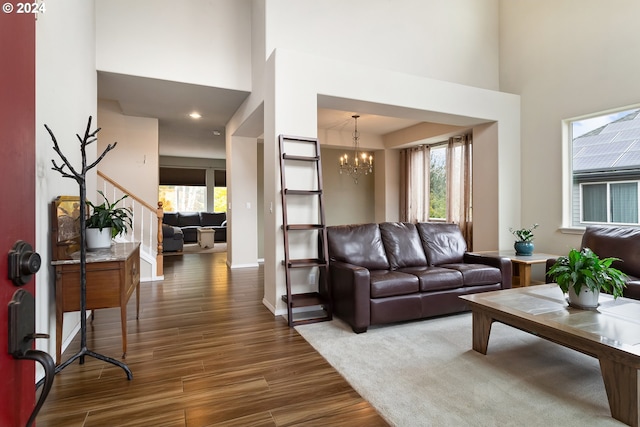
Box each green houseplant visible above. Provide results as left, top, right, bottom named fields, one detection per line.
left=547, top=247, right=627, bottom=308
left=509, top=223, right=538, bottom=255
left=86, top=191, right=132, bottom=249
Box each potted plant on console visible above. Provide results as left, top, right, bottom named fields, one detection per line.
left=86, top=191, right=132, bottom=250
left=547, top=247, right=627, bottom=309
left=510, top=223, right=538, bottom=255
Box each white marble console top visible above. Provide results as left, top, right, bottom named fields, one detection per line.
left=51, top=242, right=140, bottom=265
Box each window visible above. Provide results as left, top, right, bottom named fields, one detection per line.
left=569, top=107, right=640, bottom=226
left=159, top=186, right=206, bottom=212
left=429, top=145, right=447, bottom=220
left=213, top=186, right=227, bottom=213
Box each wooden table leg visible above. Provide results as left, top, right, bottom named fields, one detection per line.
left=599, top=358, right=640, bottom=426
left=521, top=264, right=532, bottom=287
left=56, top=302, right=63, bottom=365
left=121, top=305, right=127, bottom=359
left=136, top=280, right=140, bottom=320
left=471, top=310, right=493, bottom=355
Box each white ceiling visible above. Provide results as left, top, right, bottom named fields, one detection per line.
left=98, top=72, right=448, bottom=159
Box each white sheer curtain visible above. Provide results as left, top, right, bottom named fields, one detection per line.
left=400, top=145, right=430, bottom=222
left=446, top=134, right=473, bottom=248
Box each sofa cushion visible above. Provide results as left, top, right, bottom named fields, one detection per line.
left=177, top=212, right=201, bottom=227
left=581, top=225, right=640, bottom=278
left=440, top=263, right=502, bottom=287
left=328, top=223, right=389, bottom=270
left=369, top=270, right=419, bottom=298
left=379, top=222, right=428, bottom=269
left=200, top=212, right=226, bottom=227
left=399, top=266, right=463, bottom=291
left=416, top=223, right=467, bottom=265
left=163, top=212, right=179, bottom=226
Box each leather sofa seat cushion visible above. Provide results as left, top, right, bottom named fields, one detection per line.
left=177, top=212, right=201, bottom=227
left=379, top=222, right=427, bottom=269
left=400, top=266, right=463, bottom=291
left=440, top=263, right=502, bottom=286
left=581, top=225, right=640, bottom=278
left=370, top=270, right=419, bottom=298
left=417, top=223, right=467, bottom=265
left=328, top=223, right=389, bottom=270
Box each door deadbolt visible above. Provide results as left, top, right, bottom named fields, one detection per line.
left=8, top=240, right=41, bottom=286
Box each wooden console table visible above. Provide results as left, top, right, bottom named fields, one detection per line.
left=52, top=242, right=140, bottom=364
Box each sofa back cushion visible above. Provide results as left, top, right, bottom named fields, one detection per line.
left=581, top=225, right=640, bottom=278
left=177, top=212, right=201, bottom=227
left=379, top=222, right=428, bottom=269
left=327, top=223, right=389, bottom=270
left=200, top=212, right=226, bottom=227
left=163, top=212, right=179, bottom=226
left=416, top=223, right=466, bottom=265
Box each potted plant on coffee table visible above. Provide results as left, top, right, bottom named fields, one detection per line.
left=547, top=247, right=627, bottom=309
left=509, top=223, right=538, bottom=255
left=85, top=191, right=132, bottom=249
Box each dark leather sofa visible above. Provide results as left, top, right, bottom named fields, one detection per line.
left=327, top=222, right=512, bottom=333
left=163, top=212, right=227, bottom=243
left=546, top=225, right=640, bottom=299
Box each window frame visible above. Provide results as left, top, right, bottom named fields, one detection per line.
left=563, top=104, right=640, bottom=230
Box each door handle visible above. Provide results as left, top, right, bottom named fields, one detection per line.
left=8, top=289, right=54, bottom=427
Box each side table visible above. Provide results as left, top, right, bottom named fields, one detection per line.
left=197, top=227, right=215, bottom=248
left=471, top=251, right=558, bottom=287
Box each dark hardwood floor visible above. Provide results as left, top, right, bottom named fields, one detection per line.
left=37, top=252, right=388, bottom=426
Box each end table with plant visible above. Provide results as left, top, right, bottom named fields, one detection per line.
left=547, top=247, right=627, bottom=308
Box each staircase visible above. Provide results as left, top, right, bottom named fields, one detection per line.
left=97, top=171, right=164, bottom=281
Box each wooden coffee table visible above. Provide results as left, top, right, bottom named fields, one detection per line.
left=461, top=285, right=640, bottom=426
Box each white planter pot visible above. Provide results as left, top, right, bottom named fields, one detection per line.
left=86, top=227, right=112, bottom=250
left=567, top=286, right=600, bottom=309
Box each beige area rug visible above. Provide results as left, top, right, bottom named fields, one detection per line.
left=162, top=242, right=227, bottom=256
left=296, top=313, right=623, bottom=427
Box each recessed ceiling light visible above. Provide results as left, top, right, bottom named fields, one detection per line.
left=212, top=130, right=221, bottom=136
left=189, top=112, right=202, bottom=119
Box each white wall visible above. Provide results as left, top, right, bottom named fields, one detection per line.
left=265, top=0, right=500, bottom=90
left=321, top=147, right=376, bottom=226
left=97, top=100, right=159, bottom=206
left=95, top=0, right=252, bottom=91
left=35, top=0, right=97, bottom=370
left=499, top=0, right=640, bottom=255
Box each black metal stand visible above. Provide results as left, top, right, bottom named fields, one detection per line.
left=46, top=116, right=132, bottom=380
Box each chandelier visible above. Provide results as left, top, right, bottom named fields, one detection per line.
left=338, top=115, right=373, bottom=184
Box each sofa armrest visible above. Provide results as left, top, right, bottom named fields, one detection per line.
left=162, top=224, right=176, bottom=239
left=545, top=258, right=559, bottom=283
left=329, top=260, right=372, bottom=333
left=464, top=253, right=513, bottom=289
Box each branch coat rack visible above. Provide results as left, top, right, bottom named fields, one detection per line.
left=46, top=116, right=132, bottom=379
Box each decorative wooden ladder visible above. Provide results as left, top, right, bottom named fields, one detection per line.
left=278, top=135, right=332, bottom=327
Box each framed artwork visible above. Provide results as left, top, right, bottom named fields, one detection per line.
left=51, top=196, right=81, bottom=260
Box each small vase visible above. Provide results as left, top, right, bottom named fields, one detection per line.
left=86, top=227, right=112, bottom=250
left=567, top=286, right=599, bottom=309
left=514, top=241, right=534, bottom=256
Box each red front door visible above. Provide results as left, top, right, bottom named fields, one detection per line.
left=0, top=12, right=37, bottom=427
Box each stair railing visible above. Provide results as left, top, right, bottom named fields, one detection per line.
left=97, top=171, right=164, bottom=279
